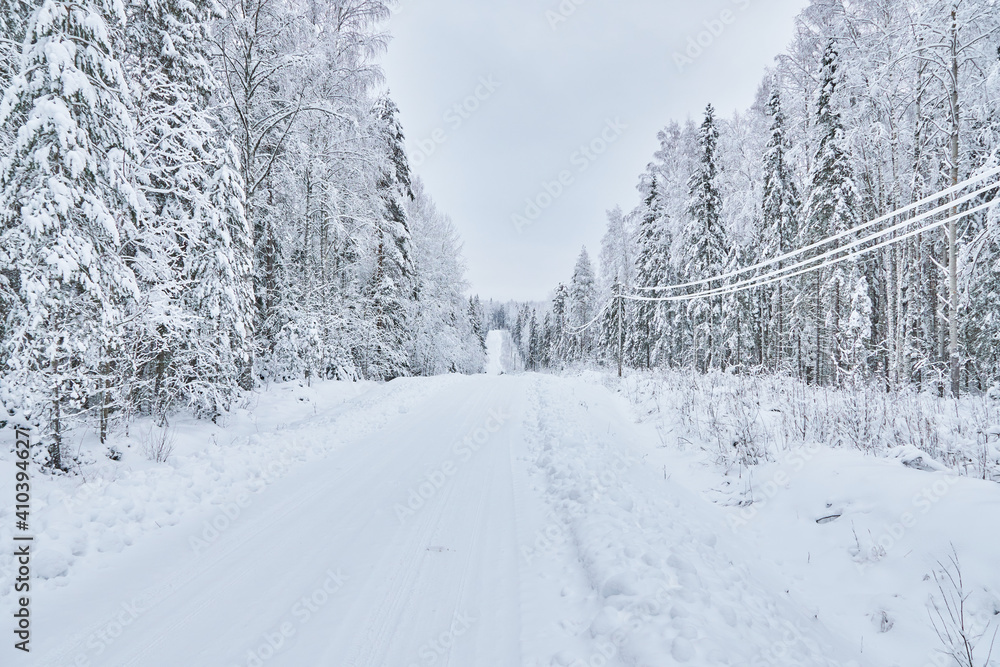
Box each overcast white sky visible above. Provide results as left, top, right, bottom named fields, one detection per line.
left=383, top=0, right=808, bottom=302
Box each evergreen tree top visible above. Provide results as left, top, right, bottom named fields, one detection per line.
left=815, top=40, right=843, bottom=135
left=572, top=247, right=595, bottom=281
left=375, top=93, right=414, bottom=201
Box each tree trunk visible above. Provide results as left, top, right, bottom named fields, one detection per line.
left=948, top=5, right=961, bottom=399
left=814, top=270, right=822, bottom=385
left=617, top=296, right=623, bottom=378
left=51, top=353, right=62, bottom=471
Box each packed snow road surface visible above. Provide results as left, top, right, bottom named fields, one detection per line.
left=485, top=330, right=522, bottom=376
left=22, top=375, right=861, bottom=667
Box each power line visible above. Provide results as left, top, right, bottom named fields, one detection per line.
left=563, top=177, right=999, bottom=335
left=625, top=199, right=995, bottom=304
left=569, top=200, right=992, bottom=334
left=632, top=184, right=997, bottom=301
left=566, top=298, right=613, bottom=335
left=636, top=166, right=1000, bottom=292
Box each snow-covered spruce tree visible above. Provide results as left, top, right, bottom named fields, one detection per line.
left=362, top=95, right=415, bottom=380
left=124, top=0, right=254, bottom=418
left=600, top=277, right=627, bottom=376
left=569, top=247, right=598, bottom=360
left=540, top=311, right=553, bottom=368
left=630, top=175, right=672, bottom=369
left=549, top=283, right=570, bottom=366
left=0, top=0, right=141, bottom=464
left=197, top=147, right=256, bottom=390
left=799, top=40, right=871, bottom=386
left=683, top=104, right=727, bottom=373
left=0, top=0, right=31, bottom=132
left=527, top=310, right=542, bottom=371
left=512, top=305, right=526, bottom=359
left=469, top=296, right=487, bottom=357
left=760, top=83, right=800, bottom=370
left=363, top=268, right=409, bottom=380
left=0, top=0, right=30, bottom=353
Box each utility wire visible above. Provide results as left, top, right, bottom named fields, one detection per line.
left=636, top=166, right=1000, bottom=292
left=569, top=200, right=994, bottom=333
left=566, top=298, right=613, bottom=335
left=634, top=182, right=998, bottom=301
left=624, top=199, right=995, bottom=304
left=562, top=178, right=999, bottom=334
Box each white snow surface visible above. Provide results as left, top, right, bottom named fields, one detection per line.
left=486, top=329, right=506, bottom=375
left=486, top=329, right=522, bottom=376
left=1, top=372, right=997, bottom=666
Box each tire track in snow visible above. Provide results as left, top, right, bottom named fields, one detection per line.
left=31, top=377, right=476, bottom=667
left=336, top=379, right=512, bottom=666
left=521, top=374, right=863, bottom=667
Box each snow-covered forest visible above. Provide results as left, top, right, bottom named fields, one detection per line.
left=0, top=0, right=486, bottom=463
left=512, top=1, right=1000, bottom=398
left=1, top=1, right=999, bottom=666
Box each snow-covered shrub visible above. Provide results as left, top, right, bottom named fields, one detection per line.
left=927, top=549, right=999, bottom=667
left=838, top=380, right=890, bottom=454
left=140, top=426, right=175, bottom=463
left=620, top=368, right=1000, bottom=481
left=726, top=390, right=768, bottom=467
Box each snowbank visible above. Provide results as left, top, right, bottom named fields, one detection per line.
left=583, top=369, right=1000, bottom=667
left=0, top=376, right=463, bottom=602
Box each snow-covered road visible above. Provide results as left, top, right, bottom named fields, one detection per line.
left=24, top=374, right=861, bottom=667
